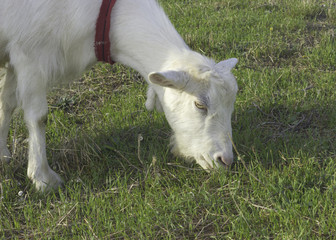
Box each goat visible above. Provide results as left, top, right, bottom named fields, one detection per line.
left=0, top=0, right=238, bottom=191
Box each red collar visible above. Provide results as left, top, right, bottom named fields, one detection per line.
left=95, top=0, right=116, bottom=65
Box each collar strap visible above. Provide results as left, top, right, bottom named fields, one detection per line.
left=95, top=0, right=116, bottom=65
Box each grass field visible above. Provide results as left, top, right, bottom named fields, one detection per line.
left=1, top=0, right=336, bottom=239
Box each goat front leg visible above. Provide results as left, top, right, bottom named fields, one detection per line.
left=0, top=66, right=17, bottom=163
left=145, top=86, right=163, bottom=112
left=19, top=78, right=63, bottom=191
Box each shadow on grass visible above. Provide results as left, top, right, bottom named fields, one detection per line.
left=44, top=97, right=336, bottom=191
left=3, top=97, right=335, bottom=192
left=48, top=111, right=179, bottom=187
left=233, top=101, right=336, bottom=169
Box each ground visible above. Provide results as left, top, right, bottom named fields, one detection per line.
left=0, top=0, right=335, bottom=239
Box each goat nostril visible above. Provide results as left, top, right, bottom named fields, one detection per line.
left=216, top=155, right=233, bottom=167
left=213, top=152, right=233, bottom=167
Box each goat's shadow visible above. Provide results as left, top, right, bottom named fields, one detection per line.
left=3, top=95, right=335, bottom=192
left=232, top=101, right=336, bottom=169
left=46, top=98, right=336, bottom=190
left=48, top=109, right=178, bottom=187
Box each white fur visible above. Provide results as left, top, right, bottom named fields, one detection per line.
left=0, top=0, right=238, bottom=191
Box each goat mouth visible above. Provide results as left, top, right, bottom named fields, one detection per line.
left=217, top=158, right=230, bottom=168
left=199, top=154, right=229, bottom=170
left=169, top=142, right=231, bottom=170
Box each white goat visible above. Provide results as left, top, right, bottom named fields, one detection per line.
left=0, top=0, right=238, bottom=191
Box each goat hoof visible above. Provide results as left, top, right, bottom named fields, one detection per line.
left=31, top=169, right=64, bottom=192
left=0, top=148, right=12, bottom=163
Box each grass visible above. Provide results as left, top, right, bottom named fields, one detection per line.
left=1, top=0, right=335, bottom=239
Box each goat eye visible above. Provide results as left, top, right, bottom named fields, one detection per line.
left=194, top=101, right=207, bottom=111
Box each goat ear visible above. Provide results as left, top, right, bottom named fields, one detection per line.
left=148, top=71, right=189, bottom=90
left=215, top=58, right=238, bottom=72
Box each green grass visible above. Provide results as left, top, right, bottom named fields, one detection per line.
left=1, top=0, right=335, bottom=239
